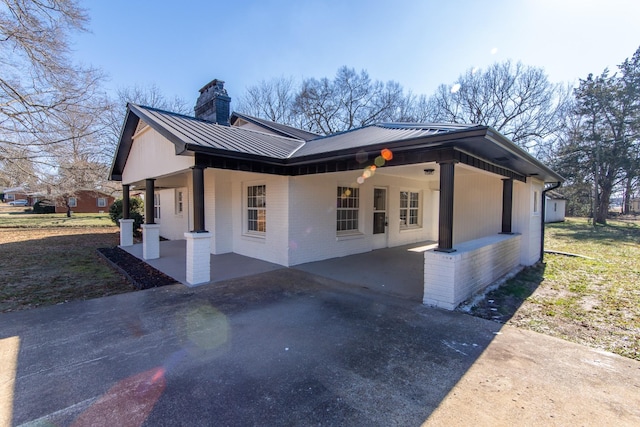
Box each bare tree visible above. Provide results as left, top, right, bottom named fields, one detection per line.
left=424, top=61, right=570, bottom=152
left=103, top=83, right=191, bottom=159
left=236, top=76, right=298, bottom=124
left=0, top=0, right=105, bottom=187
left=293, top=67, right=414, bottom=134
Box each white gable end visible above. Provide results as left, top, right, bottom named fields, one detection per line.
left=122, top=124, right=195, bottom=185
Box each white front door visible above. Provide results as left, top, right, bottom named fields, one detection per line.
left=372, top=187, right=388, bottom=249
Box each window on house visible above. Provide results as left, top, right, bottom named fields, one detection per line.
left=400, top=191, right=420, bottom=229
left=554, top=202, right=557, bottom=212
left=154, top=193, right=161, bottom=220
left=97, top=197, right=107, bottom=207
left=68, top=197, right=77, bottom=207
left=533, top=191, right=539, bottom=214
left=175, top=190, right=183, bottom=214
left=337, top=186, right=359, bottom=232
left=247, top=185, right=266, bottom=233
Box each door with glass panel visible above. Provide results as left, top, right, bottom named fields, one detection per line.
left=372, top=187, right=388, bottom=249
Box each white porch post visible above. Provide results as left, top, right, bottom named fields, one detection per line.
left=142, top=224, right=161, bottom=259
left=184, top=231, right=211, bottom=285
left=119, top=219, right=134, bottom=247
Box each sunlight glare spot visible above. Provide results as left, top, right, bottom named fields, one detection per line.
left=179, top=304, right=229, bottom=351
left=491, top=47, right=498, bottom=55
left=0, top=336, right=20, bottom=427
left=451, top=83, right=461, bottom=93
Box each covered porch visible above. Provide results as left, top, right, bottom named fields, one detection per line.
left=120, top=239, right=439, bottom=301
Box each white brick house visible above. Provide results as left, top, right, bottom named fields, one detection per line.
left=110, top=79, right=563, bottom=310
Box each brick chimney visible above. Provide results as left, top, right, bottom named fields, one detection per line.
left=194, top=79, right=231, bottom=125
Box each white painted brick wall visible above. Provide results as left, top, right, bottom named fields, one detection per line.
left=453, top=168, right=502, bottom=245
left=424, top=234, right=521, bottom=309
left=287, top=172, right=438, bottom=266
left=141, top=224, right=161, bottom=260
left=119, top=219, right=134, bottom=247
left=185, top=231, right=211, bottom=285
left=156, top=187, right=189, bottom=241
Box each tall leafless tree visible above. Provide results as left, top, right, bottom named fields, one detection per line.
left=294, top=67, right=414, bottom=134
left=0, top=0, right=105, bottom=188
left=236, top=76, right=298, bottom=124
left=424, top=61, right=571, bottom=152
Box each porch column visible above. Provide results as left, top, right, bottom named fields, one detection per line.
left=145, top=179, right=155, bottom=225
left=192, top=165, right=206, bottom=232
left=119, top=184, right=134, bottom=247
left=142, top=178, right=160, bottom=260
left=122, top=184, right=130, bottom=220
left=435, top=160, right=456, bottom=252
left=184, top=165, right=211, bottom=286
left=501, top=178, right=514, bottom=234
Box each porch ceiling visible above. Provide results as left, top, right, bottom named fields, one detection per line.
left=127, top=170, right=190, bottom=191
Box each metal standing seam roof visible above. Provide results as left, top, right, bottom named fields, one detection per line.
left=131, top=105, right=305, bottom=159
left=112, top=104, right=563, bottom=183
left=291, top=123, right=479, bottom=158
left=230, top=112, right=321, bottom=141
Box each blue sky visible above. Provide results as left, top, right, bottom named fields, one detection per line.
left=73, top=0, right=640, bottom=111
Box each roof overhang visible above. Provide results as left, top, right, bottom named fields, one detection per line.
left=110, top=105, right=563, bottom=185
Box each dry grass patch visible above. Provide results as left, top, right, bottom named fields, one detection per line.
left=0, top=227, right=134, bottom=312
left=471, top=217, right=640, bottom=361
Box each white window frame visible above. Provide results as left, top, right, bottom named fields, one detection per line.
left=154, top=193, right=161, bottom=220
left=68, top=197, right=77, bottom=208
left=399, top=190, right=421, bottom=230
left=97, top=197, right=107, bottom=208
left=336, top=186, right=360, bottom=235
left=245, top=183, right=266, bottom=236
left=175, top=189, right=184, bottom=214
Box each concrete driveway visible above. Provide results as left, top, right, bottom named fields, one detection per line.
left=1, top=269, right=639, bottom=426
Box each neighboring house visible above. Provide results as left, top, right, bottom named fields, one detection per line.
left=3, top=187, right=29, bottom=203
left=110, top=79, right=564, bottom=310
left=55, top=190, right=115, bottom=214
left=544, top=190, right=566, bottom=223
left=631, top=198, right=640, bottom=214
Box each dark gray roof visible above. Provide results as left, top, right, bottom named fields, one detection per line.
left=129, top=104, right=304, bottom=158
left=110, top=104, right=564, bottom=184
left=230, top=112, right=321, bottom=141
left=292, top=123, right=477, bottom=158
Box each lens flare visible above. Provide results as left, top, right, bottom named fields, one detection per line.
left=451, top=83, right=461, bottom=93
left=381, top=148, right=393, bottom=161
left=179, top=303, right=229, bottom=351
left=374, top=156, right=385, bottom=167
left=356, top=176, right=365, bottom=184
left=355, top=150, right=368, bottom=164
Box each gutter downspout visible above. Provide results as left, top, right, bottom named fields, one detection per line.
left=540, top=182, right=562, bottom=262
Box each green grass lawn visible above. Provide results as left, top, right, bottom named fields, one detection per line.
left=0, top=211, right=114, bottom=228
left=472, top=217, right=640, bottom=361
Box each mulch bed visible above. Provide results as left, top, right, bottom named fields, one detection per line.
left=97, top=247, right=179, bottom=290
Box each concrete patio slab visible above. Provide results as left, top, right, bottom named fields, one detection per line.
left=121, top=240, right=284, bottom=286
left=1, top=269, right=638, bottom=426
left=122, top=239, right=435, bottom=301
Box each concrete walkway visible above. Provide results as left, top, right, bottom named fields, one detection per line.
left=122, top=240, right=436, bottom=301
left=1, top=269, right=639, bottom=426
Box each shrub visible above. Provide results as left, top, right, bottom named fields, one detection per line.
left=109, top=197, right=144, bottom=234
left=33, top=199, right=56, bottom=214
